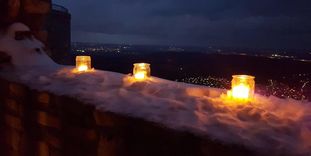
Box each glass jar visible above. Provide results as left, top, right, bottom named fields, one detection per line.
left=76, top=56, right=91, bottom=72
left=133, top=63, right=151, bottom=80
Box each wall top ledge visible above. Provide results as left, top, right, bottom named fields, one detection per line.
left=1, top=66, right=311, bottom=156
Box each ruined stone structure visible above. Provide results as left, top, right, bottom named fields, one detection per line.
left=0, top=0, right=51, bottom=43
left=0, top=0, right=71, bottom=64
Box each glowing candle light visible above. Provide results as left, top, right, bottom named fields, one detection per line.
left=75, top=56, right=92, bottom=72
left=133, top=63, right=151, bottom=81
left=228, top=75, right=255, bottom=101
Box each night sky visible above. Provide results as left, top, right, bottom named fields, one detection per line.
left=54, top=0, right=311, bottom=49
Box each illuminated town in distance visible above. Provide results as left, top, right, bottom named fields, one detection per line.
left=72, top=42, right=311, bottom=62
left=70, top=42, right=311, bottom=101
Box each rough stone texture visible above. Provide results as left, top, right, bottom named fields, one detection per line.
left=0, top=0, right=71, bottom=65
left=22, top=0, right=51, bottom=43
left=0, top=51, right=11, bottom=65
left=0, top=79, right=35, bottom=156
left=0, top=0, right=51, bottom=43
left=23, top=0, right=51, bottom=14
left=0, top=0, right=53, bottom=68
left=0, top=0, right=19, bottom=28
left=0, top=77, right=256, bottom=156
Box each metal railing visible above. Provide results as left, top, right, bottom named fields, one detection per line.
left=52, top=4, right=68, bottom=13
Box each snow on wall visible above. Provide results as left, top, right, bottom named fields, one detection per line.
left=0, top=23, right=57, bottom=67
left=1, top=23, right=311, bottom=156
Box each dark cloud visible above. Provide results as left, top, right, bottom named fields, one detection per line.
left=53, top=0, right=311, bottom=49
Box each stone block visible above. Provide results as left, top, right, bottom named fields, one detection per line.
left=64, top=127, right=98, bottom=142
left=43, top=133, right=62, bottom=149
left=37, top=111, right=61, bottom=129
left=21, top=13, right=47, bottom=31
left=61, top=97, right=96, bottom=128
left=23, top=0, right=51, bottom=14
left=33, top=92, right=63, bottom=116
left=33, top=30, right=49, bottom=43
left=4, top=113, right=23, bottom=130
left=33, top=124, right=63, bottom=151
left=9, top=83, right=27, bottom=99
left=5, top=129, right=21, bottom=151
left=94, top=110, right=127, bottom=128
left=4, top=128, right=31, bottom=155
left=49, top=147, right=62, bottom=156
left=5, top=149, right=25, bottom=156
left=37, top=92, right=50, bottom=105
left=200, top=139, right=252, bottom=156
left=97, top=135, right=125, bottom=156
left=38, top=141, right=49, bottom=156
left=0, top=0, right=20, bottom=25
left=5, top=98, right=24, bottom=116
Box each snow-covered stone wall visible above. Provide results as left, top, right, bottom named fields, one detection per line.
left=0, top=23, right=311, bottom=156
left=0, top=79, right=253, bottom=156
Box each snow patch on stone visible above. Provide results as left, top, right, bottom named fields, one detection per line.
left=0, top=23, right=57, bottom=68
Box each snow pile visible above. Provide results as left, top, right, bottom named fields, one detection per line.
left=0, top=23, right=56, bottom=67
left=1, top=23, right=311, bottom=156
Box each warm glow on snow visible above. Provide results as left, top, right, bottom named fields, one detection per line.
left=77, top=64, right=88, bottom=72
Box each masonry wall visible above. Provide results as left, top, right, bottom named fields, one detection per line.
left=0, top=0, right=71, bottom=64
left=0, top=0, right=51, bottom=43
left=0, top=77, right=254, bottom=156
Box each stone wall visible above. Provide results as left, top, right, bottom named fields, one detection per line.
left=0, top=0, right=51, bottom=44
left=0, top=77, right=254, bottom=156
left=0, top=0, right=71, bottom=65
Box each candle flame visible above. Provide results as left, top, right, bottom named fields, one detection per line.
left=75, top=56, right=92, bottom=73
left=133, top=63, right=150, bottom=81
left=77, top=65, right=88, bottom=72
left=134, top=72, right=146, bottom=80
left=227, top=75, right=255, bottom=102
left=232, top=84, right=250, bottom=99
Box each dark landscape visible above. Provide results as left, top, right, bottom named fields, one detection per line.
left=66, top=43, right=311, bottom=101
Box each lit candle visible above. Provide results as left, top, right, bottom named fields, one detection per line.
left=75, top=56, right=92, bottom=72
left=133, top=63, right=151, bottom=80
left=228, top=75, right=255, bottom=101
left=134, top=71, right=147, bottom=80
left=77, top=65, right=88, bottom=72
